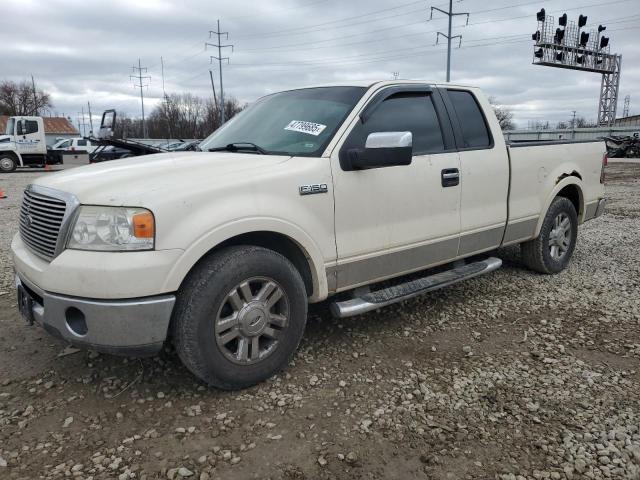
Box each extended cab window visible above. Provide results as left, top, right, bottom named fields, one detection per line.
left=77, top=140, right=87, bottom=146
left=345, top=93, right=444, bottom=155
left=447, top=90, right=491, bottom=149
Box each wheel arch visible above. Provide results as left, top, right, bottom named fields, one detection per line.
left=0, top=150, right=22, bottom=166
left=534, top=175, right=585, bottom=237
left=165, top=222, right=329, bottom=303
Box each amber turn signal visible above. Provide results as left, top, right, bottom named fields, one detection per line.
left=132, top=212, right=155, bottom=238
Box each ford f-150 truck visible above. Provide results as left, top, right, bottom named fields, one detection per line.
left=12, top=80, right=607, bottom=389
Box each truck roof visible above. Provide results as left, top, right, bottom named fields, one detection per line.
left=292, top=79, right=477, bottom=90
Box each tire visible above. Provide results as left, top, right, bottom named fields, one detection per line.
left=173, top=246, right=308, bottom=390
left=0, top=155, right=17, bottom=173
left=521, top=196, right=578, bottom=274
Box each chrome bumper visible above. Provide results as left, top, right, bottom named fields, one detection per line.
left=15, top=274, right=175, bottom=356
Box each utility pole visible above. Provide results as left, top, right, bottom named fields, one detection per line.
left=87, top=101, right=94, bottom=135
left=206, top=20, right=233, bottom=124
left=130, top=59, right=151, bottom=138
left=623, top=95, right=630, bottom=118
left=430, top=0, right=469, bottom=82
left=571, top=110, right=577, bottom=128
left=77, top=107, right=89, bottom=137
left=209, top=70, right=219, bottom=110
left=160, top=56, right=173, bottom=140
left=31, top=75, right=38, bottom=116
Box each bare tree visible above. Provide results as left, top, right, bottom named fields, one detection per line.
left=0, top=80, right=52, bottom=116
left=488, top=96, right=515, bottom=130
left=146, top=93, right=244, bottom=139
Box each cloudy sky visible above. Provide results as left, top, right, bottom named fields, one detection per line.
left=2, top=0, right=638, bottom=130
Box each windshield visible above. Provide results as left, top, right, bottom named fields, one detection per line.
left=199, top=86, right=367, bottom=156
left=5, top=118, right=15, bottom=135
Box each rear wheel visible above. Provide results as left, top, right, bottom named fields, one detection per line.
left=0, top=155, right=17, bottom=173
left=173, top=246, right=308, bottom=389
left=521, top=196, right=578, bottom=274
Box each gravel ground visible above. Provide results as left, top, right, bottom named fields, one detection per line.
left=0, top=162, right=639, bottom=480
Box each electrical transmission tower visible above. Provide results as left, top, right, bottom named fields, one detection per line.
left=430, top=0, right=469, bottom=82
left=130, top=59, right=151, bottom=138
left=392, top=72, right=400, bottom=80
left=206, top=20, right=233, bottom=124
left=622, top=95, right=630, bottom=118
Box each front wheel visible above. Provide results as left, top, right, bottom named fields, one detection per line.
left=173, top=246, right=308, bottom=390
left=0, top=155, right=17, bottom=173
left=521, top=196, right=578, bottom=274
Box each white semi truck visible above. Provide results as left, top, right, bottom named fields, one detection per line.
left=0, top=116, right=51, bottom=172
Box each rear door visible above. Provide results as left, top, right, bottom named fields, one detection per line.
left=441, top=88, right=509, bottom=256
left=331, top=86, right=461, bottom=290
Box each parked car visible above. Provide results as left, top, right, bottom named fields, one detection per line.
left=12, top=80, right=606, bottom=389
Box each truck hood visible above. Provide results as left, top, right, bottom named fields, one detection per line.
left=33, top=151, right=293, bottom=205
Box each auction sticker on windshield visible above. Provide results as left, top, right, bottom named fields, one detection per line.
left=284, top=120, right=327, bottom=136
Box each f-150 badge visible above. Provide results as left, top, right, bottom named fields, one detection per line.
left=299, top=184, right=328, bottom=195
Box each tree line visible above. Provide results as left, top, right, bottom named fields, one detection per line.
left=113, top=93, right=244, bottom=139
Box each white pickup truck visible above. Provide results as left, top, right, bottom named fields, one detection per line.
left=12, top=80, right=606, bottom=389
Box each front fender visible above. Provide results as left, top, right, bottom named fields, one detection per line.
left=162, top=217, right=329, bottom=302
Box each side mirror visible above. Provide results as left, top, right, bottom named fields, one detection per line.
left=346, top=131, right=412, bottom=170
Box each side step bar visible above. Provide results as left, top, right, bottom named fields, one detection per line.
left=330, top=257, right=502, bottom=318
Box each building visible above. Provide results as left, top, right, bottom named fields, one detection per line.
left=614, top=115, right=640, bottom=127
left=0, top=115, right=79, bottom=146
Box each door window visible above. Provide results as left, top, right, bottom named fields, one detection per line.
left=447, top=90, right=492, bottom=149
left=77, top=139, right=87, bottom=146
left=344, top=93, right=445, bottom=156
left=17, top=120, right=39, bottom=135
left=57, top=140, right=71, bottom=149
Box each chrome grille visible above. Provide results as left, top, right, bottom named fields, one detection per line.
left=19, top=188, right=67, bottom=259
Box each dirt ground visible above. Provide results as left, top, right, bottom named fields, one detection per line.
left=1, top=162, right=639, bottom=480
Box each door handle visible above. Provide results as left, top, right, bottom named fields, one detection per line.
left=441, top=168, right=460, bottom=187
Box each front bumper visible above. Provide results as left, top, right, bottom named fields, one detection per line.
left=15, top=274, right=175, bottom=356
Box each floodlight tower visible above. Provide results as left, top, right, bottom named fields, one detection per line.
left=531, top=9, right=622, bottom=126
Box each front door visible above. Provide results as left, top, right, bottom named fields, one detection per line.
left=330, top=87, right=461, bottom=290
left=16, top=118, right=45, bottom=156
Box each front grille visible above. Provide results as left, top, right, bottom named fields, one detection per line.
left=19, top=188, right=67, bottom=259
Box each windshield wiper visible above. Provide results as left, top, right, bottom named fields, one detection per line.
left=208, top=142, right=269, bottom=154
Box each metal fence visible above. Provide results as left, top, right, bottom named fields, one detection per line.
left=504, top=125, right=640, bottom=142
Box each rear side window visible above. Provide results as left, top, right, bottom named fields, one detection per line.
left=77, top=139, right=87, bottom=146
left=345, top=93, right=445, bottom=155
left=447, top=90, right=491, bottom=149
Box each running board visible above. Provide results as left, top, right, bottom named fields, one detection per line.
left=329, top=257, right=502, bottom=318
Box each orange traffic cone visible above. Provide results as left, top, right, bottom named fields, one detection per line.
left=0, top=188, right=6, bottom=199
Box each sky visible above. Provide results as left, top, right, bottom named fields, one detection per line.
left=1, top=0, right=638, bottom=131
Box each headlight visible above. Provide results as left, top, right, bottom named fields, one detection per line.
left=67, top=206, right=155, bottom=251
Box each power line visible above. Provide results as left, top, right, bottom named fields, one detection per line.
left=206, top=20, right=233, bottom=124
left=130, top=59, right=151, bottom=138
left=233, top=0, right=430, bottom=39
